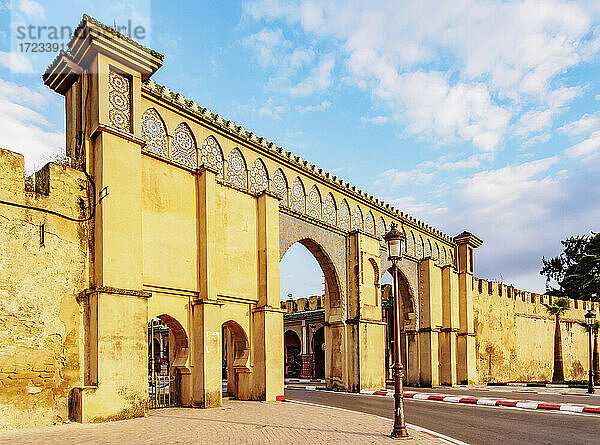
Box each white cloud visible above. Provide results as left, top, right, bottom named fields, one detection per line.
left=375, top=167, right=435, bottom=188
left=289, top=55, right=335, bottom=97
left=244, top=28, right=288, bottom=67
left=246, top=27, right=329, bottom=97
left=389, top=72, right=511, bottom=152
left=244, top=0, right=599, bottom=152
left=559, top=111, right=600, bottom=136
left=439, top=155, right=483, bottom=171
left=296, top=101, right=330, bottom=113
left=18, top=0, right=44, bottom=19
left=385, top=195, right=448, bottom=221
left=0, top=51, right=34, bottom=74
left=515, top=86, right=582, bottom=139
left=361, top=115, right=389, bottom=125
left=0, top=78, right=64, bottom=172
left=458, top=157, right=560, bottom=216
left=565, top=131, right=600, bottom=158
left=258, top=98, right=288, bottom=118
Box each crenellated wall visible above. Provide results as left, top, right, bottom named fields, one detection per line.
left=281, top=295, right=324, bottom=313
left=0, top=148, right=90, bottom=429
left=473, top=277, right=595, bottom=382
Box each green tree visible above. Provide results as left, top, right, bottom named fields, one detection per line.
left=543, top=298, right=570, bottom=382
left=578, top=320, right=600, bottom=383
left=541, top=235, right=589, bottom=299
left=562, top=233, right=600, bottom=302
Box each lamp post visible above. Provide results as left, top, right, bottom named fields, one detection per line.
left=585, top=309, right=596, bottom=394
left=383, top=223, right=409, bottom=439
left=310, top=324, right=316, bottom=378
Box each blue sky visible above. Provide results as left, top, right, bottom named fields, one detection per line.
left=1, top=0, right=600, bottom=297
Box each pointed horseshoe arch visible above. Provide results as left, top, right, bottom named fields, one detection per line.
left=279, top=212, right=347, bottom=313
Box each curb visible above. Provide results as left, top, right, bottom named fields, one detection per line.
left=285, top=399, right=467, bottom=445
left=284, top=379, right=325, bottom=384
left=359, top=389, right=600, bottom=414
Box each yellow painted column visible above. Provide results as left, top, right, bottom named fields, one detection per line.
left=346, top=231, right=386, bottom=392
left=250, top=191, right=284, bottom=401
left=191, top=300, right=222, bottom=408
left=455, top=232, right=482, bottom=384
left=75, top=50, right=153, bottom=422
left=440, top=265, right=459, bottom=385
left=192, top=167, right=223, bottom=407
left=418, top=258, right=442, bottom=387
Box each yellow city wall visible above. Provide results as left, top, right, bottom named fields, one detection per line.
left=0, top=148, right=90, bottom=429
left=474, top=278, right=594, bottom=382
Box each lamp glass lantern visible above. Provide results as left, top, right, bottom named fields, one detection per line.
left=585, top=309, right=596, bottom=325
left=383, top=223, right=405, bottom=263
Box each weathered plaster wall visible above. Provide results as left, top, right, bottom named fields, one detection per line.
left=0, top=148, right=89, bottom=429
left=473, top=278, right=595, bottom=382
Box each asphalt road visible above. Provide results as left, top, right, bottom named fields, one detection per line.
left=285, top=388, right=600, bottom=445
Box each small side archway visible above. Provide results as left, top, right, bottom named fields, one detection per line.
left=147, top=314, right=190, bottom=407
left=284, top=330, right=302, bottom=377
left=222, top=319, right=250, bottom=399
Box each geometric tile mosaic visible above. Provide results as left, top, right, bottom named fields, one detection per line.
left=227, top=148, right=248, bottom=189
left=249, top=158, right=268, bottom=193
left=351, top=205, right=363, bottom=231
left=171, top=122, right=197, bottom=168
left=338, top=199, right=351, bottom=230
left=365, top=211, right=375, bottom=235
left=323, top=192, right=336, bottom=226
left=272, top=169, right=288, bottom=206
left=200, top=135, right=224, bottom=178
left=290, top=177, right=306, bottom=213
left=141, top=108, right=168, bottom=156
left=108, top=70, right=131, bottom=132
left=307, top=185, right=322, bottom=220
left=280, top=211, right=347, bottom=319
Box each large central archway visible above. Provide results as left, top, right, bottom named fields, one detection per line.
left=279, top=210, right=346, bottom=388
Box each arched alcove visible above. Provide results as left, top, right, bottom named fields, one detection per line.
left=222, top=320, right=250, bottom=399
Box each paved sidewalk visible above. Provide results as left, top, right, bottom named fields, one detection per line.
left=0, top=400, right=447, bottom=444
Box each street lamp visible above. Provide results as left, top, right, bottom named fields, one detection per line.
left=585, top=309, right=596, bottom=394
left=383, top=223, right=409, bottom=439
left=310, top=324, right=316, bottom=378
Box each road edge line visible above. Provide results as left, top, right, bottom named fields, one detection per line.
left=285, top=399, right=468, bottom=445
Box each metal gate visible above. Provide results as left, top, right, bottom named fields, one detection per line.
left=148, top=318, right=179, bottom=409
left=148, top=372, right=178, bottom=409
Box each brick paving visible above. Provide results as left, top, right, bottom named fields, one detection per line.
left=0, top=400, right=445, bottom=444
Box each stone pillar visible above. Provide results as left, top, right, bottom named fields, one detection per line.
left=191, top=300, right=222, bottom=408
left=454, top=232, right=482, bottom=385
left=192, top=166, right=224, bottom=407
left=418, top=258, right=442, bottom=387
left=248, top=191, right=284, bottom=401
left=406, top=331, right=421, bottom=386
left=440, top=265, right=459, bottom=386
left=345, top=231, right=386, bottom=393
left=300, top=320, right=314, bottom=378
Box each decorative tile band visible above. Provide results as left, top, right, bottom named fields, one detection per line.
left=108, top=70, right=131, bottom=132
